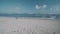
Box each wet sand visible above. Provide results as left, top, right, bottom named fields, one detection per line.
left=0, top=17, right=60, bottom=34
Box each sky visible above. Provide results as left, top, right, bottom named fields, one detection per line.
left=0, top=0, right=60, bottom=14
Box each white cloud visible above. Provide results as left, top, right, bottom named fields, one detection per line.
left=35, top=4, right=47, bottom=9
left=35, top=4, right=41, bottom=9
left=15, top=7, right=20, bottom=10
left=34, top=4, right=48, bottom=14
left=50, top=4, right=60, bottom=12
left=50, top=8, right=53, bottom=10
left=34, top=4, right=60, bottom=14
left=6, top=7, right=22, bottom=14
left=49, top=4, right=60, bottom=14
left=43, top=4, right=47, bottom=8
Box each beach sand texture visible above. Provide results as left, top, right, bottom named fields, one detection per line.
left=0, top=17, right=60, bottom=34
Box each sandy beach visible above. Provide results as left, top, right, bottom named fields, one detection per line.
left=0, top=17, right=60, bottom=34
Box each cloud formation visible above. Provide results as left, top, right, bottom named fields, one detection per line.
left=35, top=4, right=47, bottom=9
left=50, top=4, right=60, bottom=11
left=43, top=4, right=47, bottom=8
left=35, top=5, right=41, bottom=9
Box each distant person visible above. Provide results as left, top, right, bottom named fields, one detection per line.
left=54, top=32, right=56, bottom=34
left=16, top=17, right=18, bottom=19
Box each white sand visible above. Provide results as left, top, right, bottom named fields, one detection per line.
left=0, top=17, right=60, bottom=34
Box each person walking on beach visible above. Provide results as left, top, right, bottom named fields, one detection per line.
left=54, top=32, right=56, bottom=34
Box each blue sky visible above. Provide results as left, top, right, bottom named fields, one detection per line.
left=0, top=0, right=60, bottom=14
